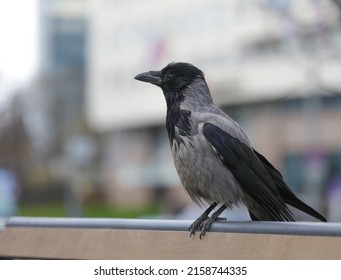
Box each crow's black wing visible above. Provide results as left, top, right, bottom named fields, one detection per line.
left=254, top=150, right=327, bottom=222
left=202, top=123, right=294, bottom=221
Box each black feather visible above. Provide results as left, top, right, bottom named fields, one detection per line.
left=254, top=150, right=327, bottom=222
left=161, top=62, right=204, bottom=92
left=166, top=105, right=192, bottom=146
left=203, top=123, right=295, bottom=221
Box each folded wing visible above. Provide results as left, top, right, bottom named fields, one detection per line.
left=203, top=122, right=294, bottom=221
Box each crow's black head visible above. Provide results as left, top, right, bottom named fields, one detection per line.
left=135, top=63, right=209, bottom=144
left=135, top=62, right=204, bottom=92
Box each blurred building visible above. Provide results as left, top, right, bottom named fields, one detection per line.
left=38, top=0, right=94, bottom=216
left=11, top=0, right=91, bottom=214
left=40, top=0, right=88, bottom=149
left=86, top=0, right=341, bottom=220
left=13, top=0, right=341, bottom=220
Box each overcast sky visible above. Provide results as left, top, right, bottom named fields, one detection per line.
left=0, top=0, right=38, bottom=85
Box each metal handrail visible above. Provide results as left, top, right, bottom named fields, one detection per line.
left=3, top=216, right=341, bottom=237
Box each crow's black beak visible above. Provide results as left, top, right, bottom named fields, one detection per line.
left=134, top=71, right=162, bottom=86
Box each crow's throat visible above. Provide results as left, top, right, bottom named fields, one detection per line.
left=165, top=100, right=192, bottom=146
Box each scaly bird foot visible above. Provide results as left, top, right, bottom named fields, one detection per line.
left=189, top=214, right=209, bottom=237
left=198, top=204, right=228, bottom=239
left=199, top=217, right=226, bottom=239
left=188, top=202, right=219, bottom=238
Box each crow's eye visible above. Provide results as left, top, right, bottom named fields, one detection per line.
left=165, top=73, right=173, bottom=81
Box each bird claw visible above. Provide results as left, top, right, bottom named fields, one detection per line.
left=189, top=215, right=209, bottom=237
left=199, top=219, right=214, bottom=239
left=198, top=217, right=226, bottom=239
left=189, top=203, right=226, bottom=239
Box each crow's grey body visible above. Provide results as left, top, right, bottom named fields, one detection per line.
left=135, top=62, right=326, bottom=238
left=170, top=78, right=248, bottom=208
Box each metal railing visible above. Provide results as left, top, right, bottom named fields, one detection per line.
left=3, top=216, right=341, bottom=237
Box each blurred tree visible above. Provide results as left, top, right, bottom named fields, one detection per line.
left=0, top=94, right=30, bottom=190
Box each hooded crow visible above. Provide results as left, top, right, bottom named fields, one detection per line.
left=135, top=62, right=326, bottom=239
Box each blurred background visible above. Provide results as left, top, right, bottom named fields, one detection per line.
left=0, top=0, right=341, bottom=222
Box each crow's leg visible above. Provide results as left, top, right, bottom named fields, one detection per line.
left=189, top=202, right=217, bottom=237
left=199, top=205, right=227, bottom=239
